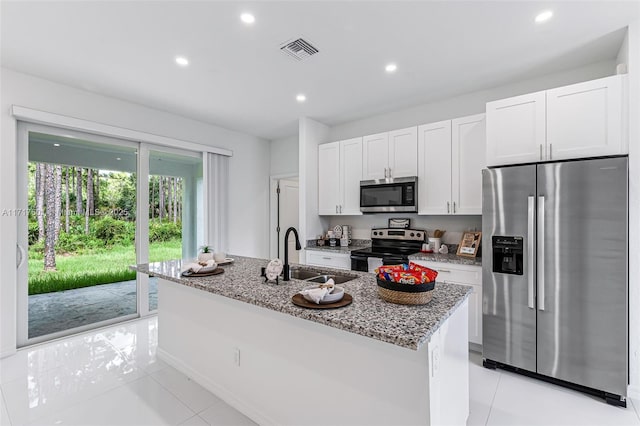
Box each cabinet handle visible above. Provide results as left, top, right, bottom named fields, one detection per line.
left=388, top=167, right=392, bottom=177
left=447, top=202, right=450, bottom=213
left=438, top=269, right=451, bottom=273
left=539, top=144, right=543, bottom=161
left=384, top=167, right=388, bottom=178
left=453, top=202, right=456, bottom=213
left=339, top=205, right=343, bottom=213
left=549, top=143, right=553, bottom=160
left=335, top=205, right=338, bottom=214
left=322, top=257, right=332, bottom=260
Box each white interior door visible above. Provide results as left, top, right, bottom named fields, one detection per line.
left=279, top=179, right=300, bottom=263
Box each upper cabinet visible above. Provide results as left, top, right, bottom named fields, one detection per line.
left=418, top=114, right=486, bottom=215
left=486, top=75, right=627, bottom=167
left=362, top=127, right=417, bottom=180
left=546, top=75, right=624, bottom=161
left=486, top=91, right=546, bottom=166
left=452, top=114, right=486, bottom=214
left=318, top=137, right=363, bottom=216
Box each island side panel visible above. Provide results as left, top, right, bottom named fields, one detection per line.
left=158, top=278, right=445, bottom=426
left=425, top=298, right=469, bottom=425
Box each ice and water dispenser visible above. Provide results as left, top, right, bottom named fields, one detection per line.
left=492, top=236, right=524, bottom=275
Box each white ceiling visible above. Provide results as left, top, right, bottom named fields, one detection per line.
left=1, top=1, right=638, bottom=140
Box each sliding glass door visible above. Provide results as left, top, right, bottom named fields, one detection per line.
left=144, top=148, right=203, bottom=311
left=16, top=123, right=204, bottom=346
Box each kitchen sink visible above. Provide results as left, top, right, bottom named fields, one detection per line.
left=306, top=274, right=355, bottom=285
left=288, top=269, right=321, bottom=280
left=286, top=268, right=357, bottom=284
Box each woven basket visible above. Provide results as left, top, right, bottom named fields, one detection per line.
left=376, top=278, right=435, bottom=305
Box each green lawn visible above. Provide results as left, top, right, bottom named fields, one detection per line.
left=28, top=240, right=182, bottom=295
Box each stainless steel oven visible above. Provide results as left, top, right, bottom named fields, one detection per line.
left=360, top=176, right=418, bottom=213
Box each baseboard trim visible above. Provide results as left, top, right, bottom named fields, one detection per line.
left=0, top=348, right=17, bottom=359
left=157, top=347, right=278, bottom=426
left=629, top=384, right=640, bottom=400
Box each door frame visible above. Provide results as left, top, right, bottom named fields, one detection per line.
left=269, top=173, right=298, bottom=260
left=16, top=122, right=141, bottom=347
left=15, top=124, right=204, bottom=347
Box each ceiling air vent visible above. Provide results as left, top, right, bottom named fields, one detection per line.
left=280, top=38, right=319, bottom=61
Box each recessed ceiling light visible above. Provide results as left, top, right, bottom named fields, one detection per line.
left=116, top=157, right=121, bottom=161
left=175, top=56, right=189, bottom=67
left=296, top=94, right=306, bottom=102
left=53, top=143, right=60, bottom=147
left=385, top=63, right=397, bottom=73
left=535, top=10, right=553, bottom=23
left=240, top=13, right=255, bottom=24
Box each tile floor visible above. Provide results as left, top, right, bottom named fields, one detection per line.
left=0, top=316, right=638, bottom=426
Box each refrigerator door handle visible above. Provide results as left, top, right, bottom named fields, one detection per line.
left=527, top=196, right=535, bottom=309
left=537, top=195, right=545, bottom=311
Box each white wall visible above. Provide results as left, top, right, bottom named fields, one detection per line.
left=625, top=20, right=640, bottom=400
left=328, top=60, right=616, bottom=141
left=0, top=68, right=271, bottom=357
left=298, top=117, right=330, bottom=261
left=270, top=135, right=298, bottom=176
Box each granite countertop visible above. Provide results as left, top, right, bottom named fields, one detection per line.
left=409, top=252, right=483, bottom=266
left=134, top=256, right=471, bottom=351
left=304, top=243, right=371, bottom=254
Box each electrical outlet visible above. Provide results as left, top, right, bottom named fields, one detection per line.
left=234, top=347, right=241, bottom=367
left=431, top=345, right=440, bottom=378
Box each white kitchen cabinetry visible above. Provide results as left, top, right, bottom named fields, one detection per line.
left=362, top=127, right=417, bottom=180
left=306, top=251, right=351, bottom=270
left=546, top=75, right=624, bottom=160
left=486, top=75, right=627, bottom=166
left=452, top=114, right=486, bottom=214
left=486, top=91, right=546, bottom=166
left=414, top=260, right=483, bottom=346
left=418, top=114, right=485, bottom=215
left=318, top=138, right=363, bottom=215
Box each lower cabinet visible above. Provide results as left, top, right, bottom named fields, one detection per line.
left=305, top=251, right=351, bottom=270
left=413, top=260, right=482, bottom=346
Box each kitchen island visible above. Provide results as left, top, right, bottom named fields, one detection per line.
left=134, top=256, right=472, bottom=425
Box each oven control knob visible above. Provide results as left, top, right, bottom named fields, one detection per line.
left=417, top=233, right=421, bottom=238
left=410, top=233, right=415, bottom=237
left=373, top=231, right=378, bottom=236
left=379, top=231, right=384, bottom=236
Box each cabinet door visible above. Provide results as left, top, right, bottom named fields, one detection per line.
left=362, top=132, right=389, bottom=180
left=318, top=142, right=341, bottom=215
left=306, top=251, right=351, bottom=270
left=340, top=137, right=363, bottom=215
left=452, top=114, right=486, bottom=215
left=486, top=91, right=546, bottom=166
left=547, top=74, right=625, bottom=160
left=388, top=127, right=418, bottom=178
left=417, top=120, right=451, bottom=215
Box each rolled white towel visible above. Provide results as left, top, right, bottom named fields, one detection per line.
left=300, top=287, right=329, bottom=304
left=182, top=260, right=216, bottom=273
left=300, top=279, right=336, bottom=304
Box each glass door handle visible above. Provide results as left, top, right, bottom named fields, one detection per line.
left=16, top=243, right=26, bottom=268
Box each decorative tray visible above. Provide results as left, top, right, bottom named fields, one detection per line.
left=181, top=268, right=224, bottom=277
left=291, top=293, right=353, bottom=309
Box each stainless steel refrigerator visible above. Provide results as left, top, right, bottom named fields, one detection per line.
left=482, top=156, right=628, bottom=406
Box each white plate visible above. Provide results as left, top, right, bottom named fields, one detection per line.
left=217, top=258, right=235, bottom=265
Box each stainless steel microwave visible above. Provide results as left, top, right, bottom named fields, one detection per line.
left=360, top=176, right=418, bottom=213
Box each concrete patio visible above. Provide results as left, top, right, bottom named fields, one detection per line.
left=28, top=278, right=158, bottom=338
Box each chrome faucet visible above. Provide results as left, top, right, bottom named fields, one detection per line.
left=283, top=227, right=302, bottom=281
